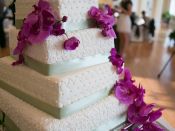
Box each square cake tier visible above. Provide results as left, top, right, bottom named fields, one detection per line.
left=10, top=28, right=113, bottom=64
left=15, top=0, right=98, bottom=31
left=0, top=57, right=118, bottom=118
left=9, top=28, right=114, bottom=75
left=0, top=88, right=126, bottom=131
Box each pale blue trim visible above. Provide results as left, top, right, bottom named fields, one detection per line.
left=95, top=115, right=126, bottom=131
left=0, top=79, right=111, bottom=119
left=24, top=54, right=109, bottom=75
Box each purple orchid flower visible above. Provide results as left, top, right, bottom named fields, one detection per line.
left=26, top=4, right=55, bottom=44
left=134, top=84, right=145, bottom=106
left=13, top=40, right=27, bottom=55
left=139, top=104, right=155, bottom=117
left=121, top=68, right=135, bottom=83
left=51, top=22, right=65, bottom=36
left=64, top=37, right=80, bottom=50
left=115, top=82, right=138, bottom=105
left=127, top=103, right=149, bottom=124
left=149, top=108, right=164, bottom=123
left=127, top=102, right=164, bottom=129
left=13, top=0, right=55, bottom=56
left=114, top=68, right=139, bottom=105
left=62, top=16, right=68, bottom=22
left=37, top=0, right=50, bottom=10
left=109, top=48, right=124, bottom=74
left=142, top=122, right=165, bottom=131
left=102, top=26, right=116, bottom=38
left=104, top=5, right=114, bottom=15
left=88, top=5, right=116, bottom=38
left=12, top=54, right=24, bottom=66
left=88, top=6, right=101, bottom=19
left=98, top=14, right=115, bottom=27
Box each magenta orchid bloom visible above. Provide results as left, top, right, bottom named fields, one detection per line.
left=104, top=5, right=114, bottom=16
left=12, top=54, right=24, bottom=66
left=13, top=0, right=55, bottom=56
left=102, top=26, right=116, bottom=38
left=62, top=16, right=68, bottom=22
left=127, top=103, right=148, bottom=124
left=88, top=5, right=116, bottom=38
left=121, top=68, right=135, bottom=83
left=24, top=0, right=55, bottom=44
left=115, top=82, right=138, bottom=105
left=51, top=22, right=65, bottom=36
left=109, top=48, right=124, bottom=74
left=88, top=6, right=101, bottom=19
left=142, top=122, right=164, bottom=131
left=115, top=69, right=138, bottom=105
left=64, top=37, right=80, bottom=50
left=128, top=102, right=164, bottom=130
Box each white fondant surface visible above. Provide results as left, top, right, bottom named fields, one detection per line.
left=0, top=57, right=118, bottom=108
left=9, top=28, right=114, bottom=64
left=0, top=88, right=127, bottom=131
left=57, top=0, right=98, bottom=31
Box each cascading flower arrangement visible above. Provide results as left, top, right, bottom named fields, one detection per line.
left=109, top=48, right=164, bottom=131
left=13, top=0, right=80, bottom=65
left=88, top=5, right=116, bottom=38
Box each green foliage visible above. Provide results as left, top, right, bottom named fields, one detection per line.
left=169, top=30, right=175, bottom=40
left=162, top=11, right=172, bottom=21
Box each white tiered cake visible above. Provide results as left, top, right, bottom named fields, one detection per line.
left=0, top=0, right=126, bottom=131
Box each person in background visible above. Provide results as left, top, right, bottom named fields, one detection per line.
left=130, top=12, right=136, bottom=29
left=3, top=4, right=13, bottom=30
left=142, top=10, right=150, bottom=41
left=117, top=0, right=132, bottom=56
left=0, top=0, right=6, bottom=48
left=148, top=19, right=155, bottom=43
left=8, top=0, right=16, bottom=25
left=142, top=11, right=149, bottom=26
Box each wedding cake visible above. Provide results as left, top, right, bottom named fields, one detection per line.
left=0, top=0, right=127, bottom=131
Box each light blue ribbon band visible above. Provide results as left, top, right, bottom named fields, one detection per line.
left=0, top=113, right=126, bottom=131
left=15, top=19, right=95, bottom=31
left=63, top=19, right=96, bottom=32
left=94, top=115, right=126, bottom=131
left=0, top=80, right=111, bottom=119
left=24, top=54, right=110, bottom=76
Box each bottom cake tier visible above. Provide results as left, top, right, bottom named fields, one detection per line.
left=0, top=88, right=126, bottom=131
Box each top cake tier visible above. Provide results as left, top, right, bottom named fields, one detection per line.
left=15, top=0, right=99, bottom=31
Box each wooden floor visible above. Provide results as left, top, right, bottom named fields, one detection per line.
left=0, top=47, right=9, bottom=58
left=125, top=28, right=175, bottom=81
left=0, top=27, right=175, bottom=128
left=125, top=27, right=175, bottom=128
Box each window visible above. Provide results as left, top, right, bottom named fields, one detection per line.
left=170, top=0, right=175, bottom=16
